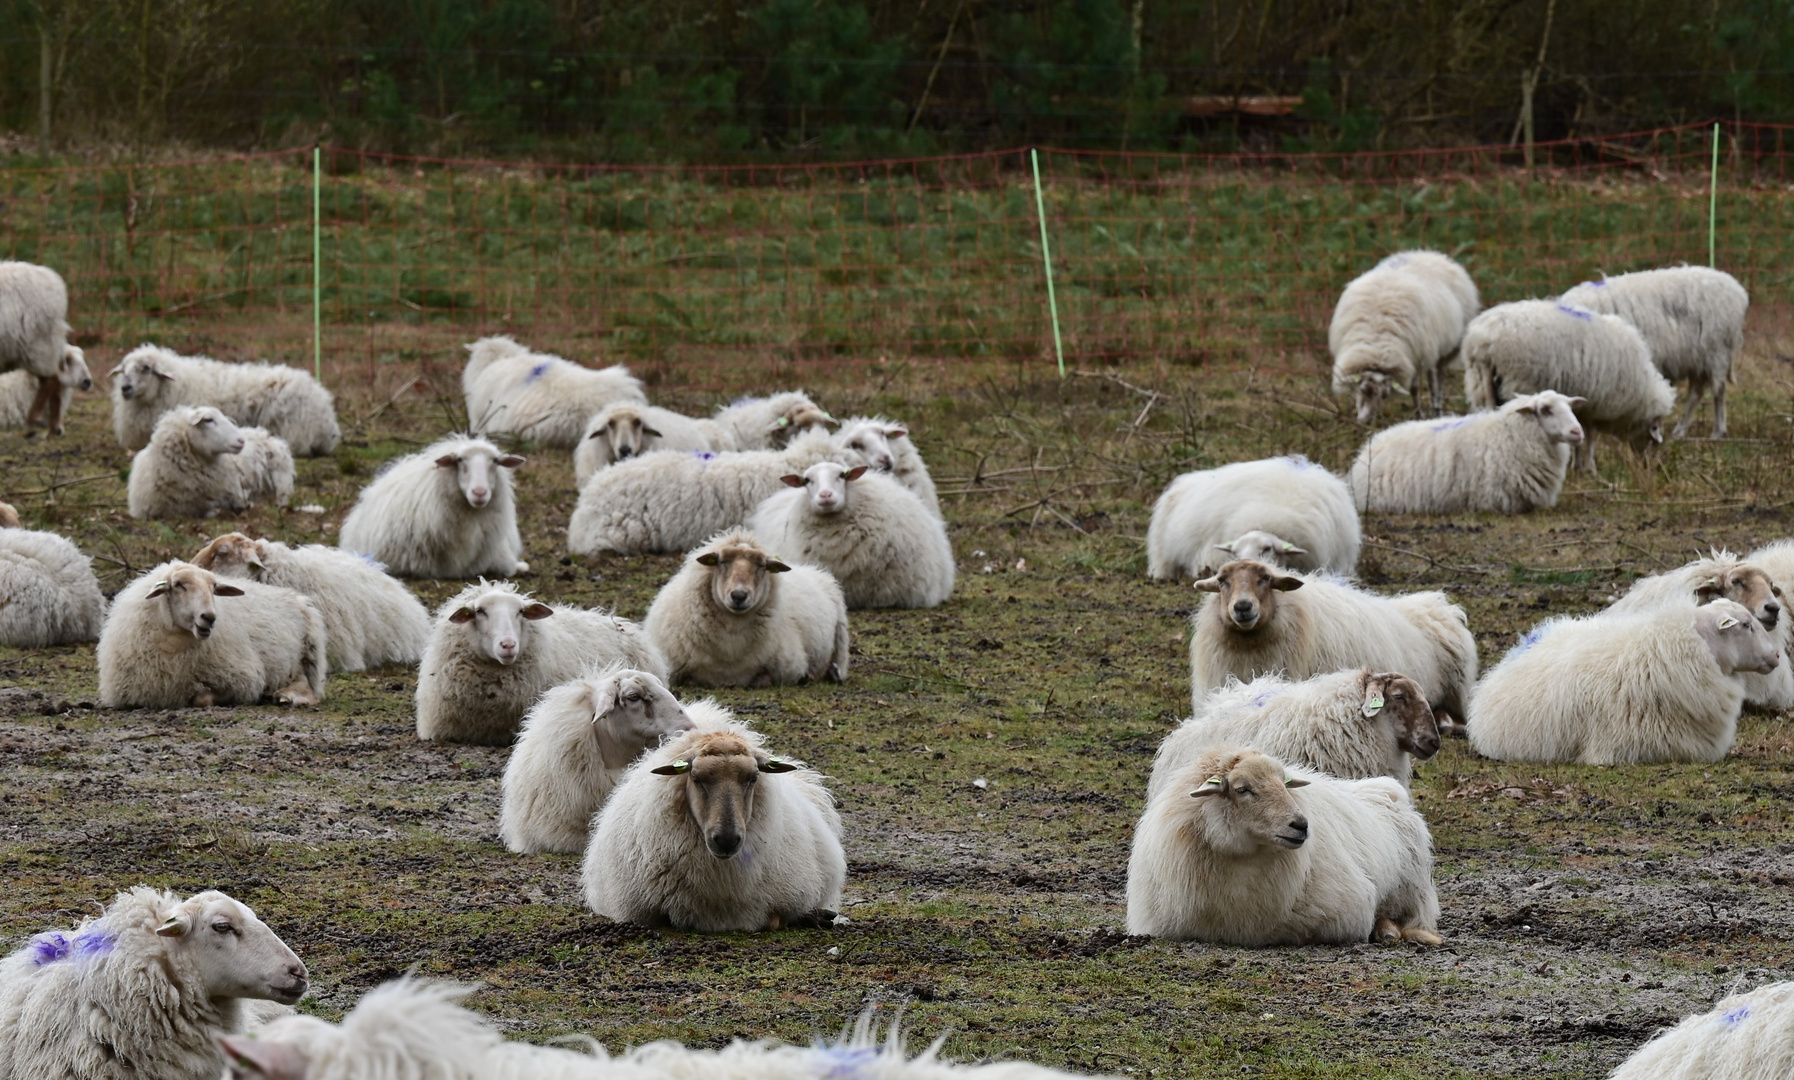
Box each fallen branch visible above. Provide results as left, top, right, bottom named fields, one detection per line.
left=2, top=474, right=115, bottom=500
left=1361, top=539, right=1488, bottom=575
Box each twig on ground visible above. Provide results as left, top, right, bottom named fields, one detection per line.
left=2, top=474, right=115, bottom=500
left=1361, top=539, right=1488, bottom=575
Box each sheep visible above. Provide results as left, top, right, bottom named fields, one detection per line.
left=499, top=667, right=726, bottom=854
left=581, top=724, right=845, bottom=932
left=1607, top=979, right=1794, bottom=1080
left=0, top=502, right=106, bottom=646
left=461, top=335, right=645, bottom=448
left=573, top=401, right=724, bottom=485
left=1560, top=266, right=1748, bottom=439
left=126, top=406, right=294, bottom=520
left=108, top=343, right=340, bottom=455
left=1151, top=669, right=1440, bottom=799
left=1329, top=250, right=1481, bottom=421
left=1190, top=559, right=1477, bottom=724
left=706, top=390, right=836, bottom=450
left=1467, top=599, right=1779, bottom=764
left=644, top=530, right=850, bottom=687
left=337, top=435, right=528, bottom=579
left=0, top=885, right=307, bottom=1080
left=191, top=533, right=431, bottom=672
left=1125, top=746, right=1441, bottom=945
left=0, top=261, right=82, bottom=437
left=834, top=415, right=941, bottom=518
left=1461, top=300, right=1675, bottom=473
left=96, top=561, right=328, bottom=708
left=0, top=344, right=91, bottom=435
left=1346, top=391, right=1587, bottom=515
left=415, top=580, right=668, bottom=745
left=1146, top=456, right=1361, bottom=579
left=746, top=462, right=955, bottom=609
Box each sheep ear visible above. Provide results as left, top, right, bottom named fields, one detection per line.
left=1566, top=396, right=1588, bottom=409
left=1193, top=574, right=1223, bottom=593
left=107, top=363, right=125, bottom=377
left=589, top=680, right=619, bottom=723
left=448, top=606, right=476, bottom=624
left=585, top=429, right=605, bottom=440
left=434, top=454, right=460, bottom=468
left=844, top=465, right=869, bottom=481
left=1391, top=383, right=1411, bottom=396
left=520, top=603, right=554, bottom=620
left=1362, top=675, right=1385, bottom=718
left=1717, top=614, right=1741, bottom=630
left=780, top=474, right=806, bottom=488
left=695, top=552, right=721, bottom=566
left=1189, top=776, right=1226, bottom=798
left=764, top=559, right=791, bottom=573
left=214, top=1033, right=311, bottom=1080
left=1695, top=578, right=1724, bottom=602
left=153, top=366, right=175, bottom=382
left=213, top=584, right=246, bottom=597
left=758, top=757, right=800, bottom=774
left=1284, top=777, right=1310, bottom=788
left=146, top=579, right=171, bottom=599
left=1214, top=542, right=1236, bottom=554
left=651, top=759, right=692, bottom=775
left=1270, top=575, right=1305, bottom=592
left=883, top=426, right=908, bottom=439
left=155, top=912, right=190, bottom=937
left=496, top=455, right=526, bottom=468
left=820, top=412, right=839, bottom=426
left=641, top=426, right=663, bottom=438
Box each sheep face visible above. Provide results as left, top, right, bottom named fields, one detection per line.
left=1694, top=564, right=1783, bottom=633
left=1694, top=599, right=1781, bottom=676
left=590, top=669, right=695, bottom=770
left=1180, top=748, right=1311, bottom=856
left=650, top=732, right=800, bottom=859
left=695, top=541, right=790, bottom=615
left=188, top=407, right=248, bottom=456
left=1216, top=530, right=1306, bottom=568
left=434, top=444, right=524, bottom=510
left=110, top=348, right=174, bottom=403
left=192, top=532, right=266, bottom=578
left=58, top=345, right=93, bottom=391
left=1364, top=671, right=1439, bottom=760
left=591, top=406, right=659, bottom=463
left=146, top=564, right=245, bottom=639
left=1194, top=559, right=1304, bottom=633
left=768, top=398, right=836, bottom=445
left=447, top=590, right=552, bottom=666
left=780, top=462, right=867, bottom=515
left=154, top=890, right=308, bottom=1005
left=0, top=500, right=17, bottom=529
left=1510, top=391, right=1586, bottom=445
left=1351, top=370, right=1407, bottom=424
left=836, top=420, right=906, bottom=472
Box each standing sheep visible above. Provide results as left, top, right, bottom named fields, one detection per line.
left=461, top=335, right=645, bottom=448
left=1146, top=456, right=1361, bottom=579
left=1346, top=391, right=1587, bottom=514
left=573, top=401, right=723, bottom=484
left=644, top=530, right=850, bottom=687
left=0, top=501, right=106, bottom=646
left=747, top=462, right=955, bottom=609
left=1329, top=250, right=1481, bottom=421
left=1561, top=266, right=1748, bottom=438
left=1607, top=979, right=1794, bottom=1080
left=1126, top=747, right=1442, bottom=945
left=0, top=261, right=83, bottom=437
left=108, top=343, right=340, bottom=455
left=337, top=435, right=527, bottom=579
left=834, top=415, right=941, bottom=517
left=415, top=580, right=668, bottom=745
left=0, top=345, right=91, bottom=435
left=126, top=406, right=294, bottom=520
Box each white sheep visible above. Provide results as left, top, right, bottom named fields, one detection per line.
left=1151, top=669, right=1440, bottom=798
left=747, top=462, right=955, bottom=609
left=1190, top=559, right=1478, bottom=724
left=0, top=885, right=307, bottom=1080
left=337, top=434, right=528, bottom=579
left=1462, top=300, right=1675, bottom=473
left=0, top=261, right=83, bottom=436
left=1146, top=456, right=1361, bottom=579
left=1560, top=266, right=1748, bottom=439
left=1467, top=599, right=1779, bottom=764
left=708, top=390, right=835, bottom=451
left=1329, top=250, right=1481, bottom=421
left=582, top=724, right=845, bottom=932
left=573, top=401, right=724, bottom=484
left=0, top=501, right=106, bottom=646
left=96, top=560, right=328, bottom=708
left=415, top=580, right=668, bottom=745
left=1607, top=979, right=1794, bottom=1080
left=1346, top=391, right=1587, bottom=514
left=1126, top=746, right=1442, bottom=945
left=191, top=532, right=431, bottom=673
left=108, top=343, right=340, bottom=455
left=126, top=406, right=294, bottom=519
left=1746, top=538, right=1794, bottom=706
left=499, top=667, right=727, bottom=854
left=834, top=415, right=941, bottom=517
left=644, top=530, right=850, bottom=687
left=0, top=344, right=91, bottom=435
left=461, top=335, right=645, bottom=448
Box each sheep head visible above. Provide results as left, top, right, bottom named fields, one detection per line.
left=1694, top=599, right=1781, bottom=677
left=192, top=532, right=267, bottom=578
left=650, top=731, right=800, bottom=859
left=1361, top=670, right=1439, bottom=760
left=145, top=563, right=245, bottom=639
left=589, top=668, right=696, bottom=771
left=154, top=889, right=308, bottom=1006
left=58, top=345, right=93, bottom=391
left=447, top=587, right=552, bottom=666
left=589, top=405, right=659, bottom=463
left=186, top=407, right=248, bottom=456
left=695, top=537, right=789, bottom=615
left=1508, top=391, right=1585, bottom=445
left=1216, top=530, right=1306, bottom=568
left=0, top=501, right=17, bottom=529
left=768, top=397, right=836, bottom=445
left=110, top=346, right=176, bottom=403
left=781, top=462, right=867, bottom=515
left=435, top=441, right=524, bottom=509
left=835, top=418, right=908, bottom=473
left=1194, top=559, right=1303, bottom=633
left=1692, top=561, right=1782, bottom=632
left=1348, top=369, right=1407, bottom=424
left=1180, top=748, right=1311, bottom=856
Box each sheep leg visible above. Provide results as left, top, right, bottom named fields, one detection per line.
left=24, top=375, right=61, bottom=436
left=749, top=670, right=775, bottom=689
left=1428, top=361, right=1446, bottom=416
left=763, top=911, right=785, bottom=931
left=1372, top=918, right=1402, bottom=944
left=1576, top=431, right=1598, bottom=475
left=276, top=681, right=320, bottom=706
left=1671, top=377, right=1707, bottom=440
left=827, top=620, right=850, bottom=683
left=192, top=689, right=216, bottom=707
left=1401, top=926, right=1444, bottom=946
left=1711, top=379, right=1727, bottom=439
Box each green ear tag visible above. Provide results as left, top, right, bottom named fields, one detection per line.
left=1362, top=695, right=1384, bottom=717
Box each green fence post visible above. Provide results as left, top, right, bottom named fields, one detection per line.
left=1030, top=148, right=1066, bottom=378
left=313, top=144, right=322, bottom=381
left=1708, top=122, right=1720, bottom=269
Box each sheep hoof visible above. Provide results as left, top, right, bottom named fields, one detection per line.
left=763, top=912, right=785, bottom=931
left=786, top=909, right=839, bottom=929
left=1372, top=918, right=1402, bottom=944
left=826, top=663, right=844, bottom=683
left=276, top=683, right=320, bottom=707
left=748, top=672, right=775, bottom=689
left=1401, top=927, right=1444, bottom=947
left=191, top=691, right=216, bottom=708
left=513, top=560, right=531, bottom=574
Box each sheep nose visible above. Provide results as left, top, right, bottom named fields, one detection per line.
left=730, top=588, right=750, bottom=607
left=1232, top=600, right=1254, bottom=616
left=200, top=612, right=216, bottom=627
left=1763, top=603, right=1780, bottom=629
left=617, top=447, right=633, bottom=459
left=1289, top=817, right=1309, bottom=836
left=709, top=830, right=742, bottom=858
left=470, top=486, right=489, bottom=500
left=288, top=960, right=309, bottom=982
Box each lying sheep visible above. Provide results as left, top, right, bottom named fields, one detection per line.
left=1152, top=669, right=1439, bottom=797
left=1126, top=747, right=1442, bottom=945
left=96, top=561, right=328, bottom=708
left=1561, top=266, right=1748, bottom=439
left=1329, top=250, right=1481, bottom=421
left=338, top=435, right=527, bottom=578
left=1608, top=979, right=1794, bottom=1080
left=644, top=530, right=850, bottom=687
left=461, top=335, right=645, bottom=448
left=573, top=401, right=722, bottom=484
left=747, top=462, right=955, bottom=609
left=1347, top=391, right=1587, bottom=514
left=108, top=343, right=340, bottom=455
left=126, top=406, right=294, bottom=519
left=1146, top=456, right=1361, bottom=579
left=192, top=533, right=431, bottom=672
left=582, top=724, right=846, bottom=932
left=835, top=414, right=941, bottom=517
left=1468, top=599, right=1778, bottom=764
left=415, top=580, right=667, bottom=745
left=1191, top=559, right=1477, bottom=724
left=0, top=501, right=106, bottom=646
left=0, top=885, right=307, bottom=1080
left=1462, top=300, right=1675, bottom=473
left=0, top=261, right=82, bottom=437
left=0, top=344, right=90, bottom=435
left=709, top=390, right=835, bottom=451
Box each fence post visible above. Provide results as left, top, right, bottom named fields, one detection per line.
left=1521, top=72, right=1535, bottom=170
left=1029, top=148, right=1066, bottom=378
left=313, top=144, right=322, bottom=382
left=1709, top=122, right=1720, bottom=268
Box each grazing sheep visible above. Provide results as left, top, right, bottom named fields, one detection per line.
left=1346, top=391, right=1587, bottom=514
left=582, top=724, right=845, bottom=932
left=1126, top=747, right=1442, bottom=945
left=834, top=415, right=941, bottom=518
left=1462, top=300, right=1675, bottom=473
left=461, top=335, right=645, bottom=448
left=337, top=435, right=527, bottom=579
left=108, top=343, right=340, bottom=455
left=1561, top=266, right=1748, bottom=439
left=1191, top=559, right=1477, bottom=724
left=573, top=401, right=723, bottom=484
left=0, top=344, right=91, bottom=435
left=1467, top=599, right=1778, bottom=764
left=0, top=261, right=82, bottom=437
left=1607, top=979, right=1794, bottom=1080
left=747, top=462, right=955, bottom=609
left=0, top=885, right=307, bottom=1080
left=1152, top=669, right=1440, bottom=798
left=644, top=530, right=850, bottom=687
left=709, top=390, right=835, bottom=451
left=126, top=406, right=294, bottom=520
left=191, top=533, right=430, bottom=673
left=0, top=502, right=106, bottom=646
left=415, top=580, right=667, bottom=745
left=1329, top=250, right=1481, bottom=421
left=1146, top=456, right=1361, bottom=579
left=96, top=561, right=328, bottom=708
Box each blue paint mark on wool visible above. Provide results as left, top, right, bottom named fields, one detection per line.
left=1377, top=253, right=1412, bottom=270
left=525, top=361, right=550, bottom=383
left=1248, top=689, right=1280, bottom=708
left=28, top=928, right=114, bottom=966
left=1278, top=454, right=1320, bottom=471
left=810, top=1045, right=879, bottom=1078
left=1556, top=304, right=1593, bottom=320
left=1429, top=416, right=1472, bottom=432
left=1507, top=623, right=1550, bottom=660
left=691, top=451, right=717, bottom=461
left=1722, top=1005, right=1752, bottom=1026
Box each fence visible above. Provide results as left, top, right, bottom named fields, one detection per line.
left=4, top=122, right=1793, bottom=400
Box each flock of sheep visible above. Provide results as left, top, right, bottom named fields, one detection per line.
left=0, top=251, right=1785, bottom=1078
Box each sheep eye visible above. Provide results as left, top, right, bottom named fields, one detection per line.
left=1235, top=785, right=1253, bottom=796
left=199, top=417, right=213, bottom=425
left=211, top=921, right=236, bottom=935
left=745, top=773, right=759, bottom=785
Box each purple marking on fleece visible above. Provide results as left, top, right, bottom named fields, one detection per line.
left=27, top=928, right=113, bottom=966
left=810, top=1044, right=880, bottom=1078
left=1556, top=304, right=1593, bottom=320
left=1279, top=454, right=1321, bottom=471
left=691, top=451, right=717, bottom=461
left=1723, top=1005, right=1752, bottom=1026
left=74, top=928, right=114, bottom=959
left=1584, top=279, right=1608, bottom=288
left=1430, top=416, right=1472, bottom=432
left=525, top=361, right=550, bottom=383
left=1507, top=623, right=1550, bottom=660
left=1377, top=253, right=1412, bottom=270
left=1248, top=688, right=1280, bottom=708
left=27, top=933, right=70, bottom=966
